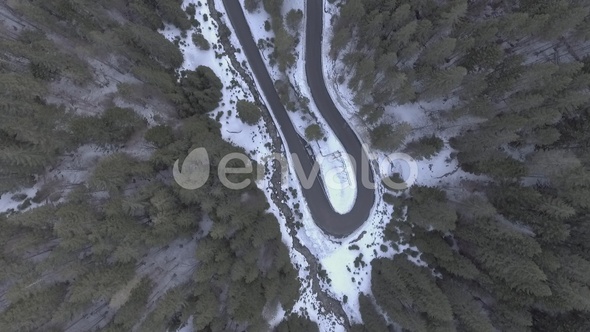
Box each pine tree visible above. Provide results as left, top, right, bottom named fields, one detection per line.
left=145, top=125, right=175, bottom=148
left=276, top=314, right=319, bottom=332
left=370, top=122, right=412, bottom=151
left=461, top=44, right=504, bottom=72
left=457, top=195, right=497, bottom=219
left=359, top=104, right=384, bottom=124
left=458, top=150, right=526, bottom=179
left=273, top=24, right=296, bottom=71
left=119, top=23, right=183, bottom=69
left=413, top=229, right=479, bottom=279
left=305, top=124, right=324, bottom=141
left=441, top=280, right=494, bottom=332
left=392, top=20, right=418, bottom=49
left=420, top=67, right=467, bottom=101
left=330, top=29, right=352, bottom=59
left=137, top=285, right=190, bottom=332
left=244, top=0, right=261, bottom=13
left=335, top=0, right=365, bottom=30
left=536, top=252, right=590, bottom=313
left=455, top=217, right=551, bottom=298
left=418, top=38, right=457, bottom=67
left=0, top=283, right=67, bottom=332
left=178, top=66, right=224, bottom=117
left=286, top=9, right=303, bottom=31
left=489, top=301, right=532, bottom=332
left=404, top=135, right=444, bottom=160
left=227, top=279, right=266, bottom=323
left=54, top=202, right=98, bottom=251
left=358, top=293, right=389, bottom=331
left=191, top=32, right=210, bottom=50
left=236, top=100, right=262, bottom=125
left=68, top=263, right=135, bottom=304
left=89, top=153, right=150, bottom=193
left=407, top=186, right=458, bottom=232
left=372, top=256, right=453, bottom=331
left=439, top=0, right=468, bottom=28
left=109, top=278, right=153, bottom=330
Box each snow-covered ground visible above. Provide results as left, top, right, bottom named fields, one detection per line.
left=0, top=185, right=43, bottom=213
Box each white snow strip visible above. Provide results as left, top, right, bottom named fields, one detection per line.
left=241, top=1, right=357, bottom=215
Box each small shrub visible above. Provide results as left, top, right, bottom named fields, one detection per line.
left=71, top=107, right=146, bottom=146
left=185, top=4, right=196, bottom=16
left=145, top=125, right=175, bottom=148
left=192, top=32, right=210, bottom=50
left=11, top=193, right=28, bottom=202
left=236, top=100, right=262, bottom=125
left=305, top=124, right=324, bottom=141
left=405, top=135, right=444, bottom=160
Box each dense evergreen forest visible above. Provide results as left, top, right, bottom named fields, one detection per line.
left=3, top=0, right=590, bottom=330
left=0, top=0, right=305, bottom=331
left=330, top=0, right=590, bottom=331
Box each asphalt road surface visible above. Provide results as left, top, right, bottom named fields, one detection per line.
left=222, top=0, right=375, bottom=237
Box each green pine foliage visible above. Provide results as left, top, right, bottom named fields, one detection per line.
left=106, top=278, right=153, bottom=331
left=305, top=123, right=324, bottom=141
left=118, top=23, right=184, bottom=69
left=70, top=107, right=147, bottom=146
left=285, top=9, right=304, bottom=31
left=276, top=313, right=319, bottom=332
left=4, top=0, right=590, bottom=330
left=192, top=32, right=210, bottom=50
left=0, top=1, right=302, bottom=331
left=412, top=229, right=479, bottom=280
left=144, top=125, right=175, bottom=148
left=332, top=0, right=590, bottom=331
left=357, top=294, right=389, bottom=331
left=370, top=122, right=412, bottom=151
left=245, top=0, right=261, bottom=13
left=260, top=0, right=296, bottom=71
left=236, top=100, right=262, bottom=125
left=359, top=104, right=384, bottom=124
left=0, top=72, right=67, bottom=193
left=178, top=66, right=224, bottom=117
left=0, top=30, right=91, bottom=83
left=371, top=256, right=454, bottom=332
left=441, top=280, right=494, bottom=332
left=404, top=135, right=445, bottom=160
left=0, top=283, right=67, bottom=332
left=406, top=186, right=457, bottom=232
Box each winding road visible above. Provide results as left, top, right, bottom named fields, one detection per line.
left=222, top=0, right=375, bottom=237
